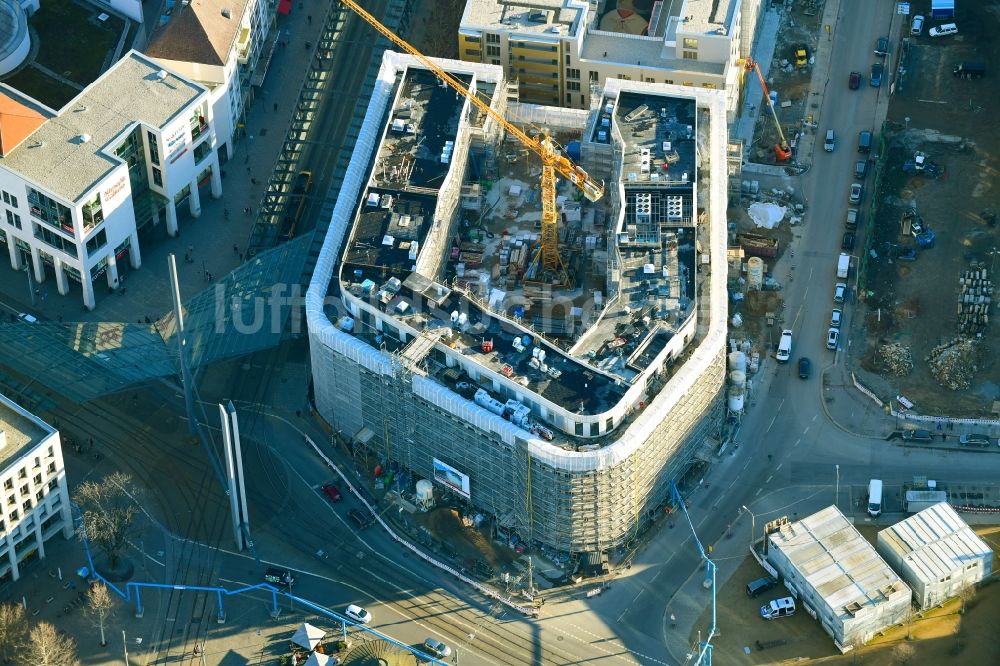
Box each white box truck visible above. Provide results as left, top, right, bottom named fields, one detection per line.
left=837, top=253, right=851, bottom=279
left=868, top=479, right=883, bottom=517
left=776, top=329, right=792, bottom=362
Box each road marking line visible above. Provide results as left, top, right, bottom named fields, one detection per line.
left=766, top=415, right=777, bottom=433
left=812, top=414, right=818, bottom=422
left=793, top=438, right=801, bottom=447
left=776, top=463, right=783, bottom=471
left=755, top=488, right=762, bottom=497
left=766, top=475, right=773, bottom=483
left=803, top=426, right=810, bottom=435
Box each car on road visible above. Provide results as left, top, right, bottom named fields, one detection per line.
left=842, top=232, right=856, bottom=250
left=959, top=433, right=993, bottom=447
left=849, top=182, right=863, bottom=204
left=746, top=576, right=778, bottom=597
left=264, top=568, right=295, bottom=587
left=826, top=327, right=839, bottom=350
left=854, top=160, right=868, bottom=178
left=321, top=483, right=342, bottom=502
left=824, top=129, right=836, bottom=152
left=348, top=508, right=370, bottom=529
left=797, top=357, right=811, bottom=379
left=831, top=308, right=842, bottom=328
left=848, top=71, right=861, bottom=89
left=423, top=638, right=453, bottom=658
left=776, top=329, right=793, bottom=362
left=870, top=62, right=884, bottom=87
left=344, top=604, right=372, bottom=624
left=834, top=282, right=847, bottom=303
left=911, top=14, right=924, bottom=36
left=902, top=429, right=934, bottom=442
left=874, top=36, right=889, bottom=57
left=761, top=597, right=796, bottom=620
left=17, top=313, right=37, bottom=323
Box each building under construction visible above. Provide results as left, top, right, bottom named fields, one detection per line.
left=306, top=51, right=729, bottom=555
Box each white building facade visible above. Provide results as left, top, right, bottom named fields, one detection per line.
left=877, top=502, right=993, bottom=610
left=0, top=51, right=221, bottom=309
left=0, top=393, right=73, bottom=584
left=145, top=0, right=278, bottom=164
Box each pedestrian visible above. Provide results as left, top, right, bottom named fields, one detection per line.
left=251, top=177, right=257, bottom=186
left=188, top=244, right=194, bottom=255
left=239, top=252, right=244, bottom=261
left=246, top=166, right=252, bottom=175
left=273, top=102, right=278, bottom=112
left=307, top=14, right=312, bottom=25
left=224, top=208, right=230, bottom=220
left=233, top=244, right=239, bottom=256
left=208, top=273, right=213, bottom=283
left=305, top=41, right=312, bottom=51
left=249, top=206, right=254, bottom=216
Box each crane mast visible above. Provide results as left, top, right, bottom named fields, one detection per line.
left=340, top=0, right=604, bottom=285
left=744, top=57, right=792, bottom=162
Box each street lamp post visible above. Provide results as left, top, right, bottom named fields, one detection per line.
left=835, top=465, right=840, bottom=508
left=741, top=505, right=756, bottom=553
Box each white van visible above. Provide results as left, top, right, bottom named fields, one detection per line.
left=929, top=23, right=958, bottom=37
left=868, top=479, right=883, bottom=517
left=776, top=329, right=792, bottom=362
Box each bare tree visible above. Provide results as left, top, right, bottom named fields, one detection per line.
left=18, top=622, right=80, bottom=666
left=957, top=584, right=976, bottom=614
left=73, top=472, right=142, bottom=570
left=87, top=583, right=114, bottom=646
left=892, top=642, right=915, bottom=664
left=0, top=604, right=27, bottom=663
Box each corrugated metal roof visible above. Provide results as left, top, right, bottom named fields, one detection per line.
left=877, top=502, right=992, bottom=584
left=768, top=505, right=909, bottom=620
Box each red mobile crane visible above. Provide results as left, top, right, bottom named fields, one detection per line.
left=745, top=57, right=793, bottom=162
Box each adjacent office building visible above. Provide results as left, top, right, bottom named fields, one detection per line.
left=458, top=0, right=764, bottom=119
left=0, top=51, right=221, bottom=309
left=0, top=393, right=73, bottom=583
left=307, top=51, right=729, bottom=554
left=877, top=502, right=993, bottom=610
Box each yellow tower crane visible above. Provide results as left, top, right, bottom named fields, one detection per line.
left=340, top=0, right=604, bottom=286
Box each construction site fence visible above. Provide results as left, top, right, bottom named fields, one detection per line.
left=851, top=372, right=1000, bottom=428
left=304, top=434, right=540, bottom=617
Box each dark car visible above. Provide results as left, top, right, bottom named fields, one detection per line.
left=348, top=509, right=371, bottom=529
left=854, top=160, right=868, bottom=179
left=322, top=483, right=342, bottom=502
left=871, top=62, right=884, bottom=87
left=848, top=71, right=862, bottom=89
left=875, top=36, right=889, bottom=57
left=902, top=429, right=934, bottom=442
left=842, top=232, right=856, bottom=250
left=959, top=433, right=993, bottom=447
left=746, top=576, right=778, bottom=598
left=798, top=357, right=811, bottom=379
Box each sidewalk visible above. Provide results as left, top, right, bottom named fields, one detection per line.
left=0, top=8, right=327, bottom=324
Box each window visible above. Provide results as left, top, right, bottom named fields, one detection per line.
left=46, top=447, right=53, bottom=458
left=46, top=463, right=56, bottom=474
left=21, top=500, right=30, bottom=512
left=147, top=131, right=160, bottom=166
left=6, top=496, right=13, bottom=506
left=702, top=82, right=718, bottom=89
left=27, top=188, right=72, bottom=234
left=567, top=81, right=580, bottom=91
left=33, top=474, right=41, bottom=486
left=2, top=192, right=7, bottom=204
left=606, top=417, right=613, bottom=431
left=152, top=167, right=163, bottom=187
left=8, top=510, right=17, bottom=522
left=466, top=49, right=482, bottom=58
left=32, top=457, right=40, bottom=469
left=19, top=485, right=27, bottom=496
left=665, top=79, right=674, bottom=85
left=486, top=45, right=500, bottom=57
left=11, top=195, right=18, bottom=209
left=683, top=38, right=699, bottom=49
left=82, top=194, right=104, bottom=230
left=683, top=51, right=698, bottom=60
left=575, top=422, right=583, bottom=436
left=645, top=77, right=655, bottom=83
left=17, top=469, right=25, bottom=480
left=486, top=33, right=500, bottom=44
left=5, top=210, right=21, bottom=230
left=590, top=422, right=599, bottom=436
left=491, top=59, right=501, bottom=66
left=35, top=490, right=43, bottom=502
left=566, top=68, right=580, bottom=79
left=86, top=228, right=108, bottom=257
left=3, top=480, right=11, bottom=491
left=48, top=480, right=57, bottom=491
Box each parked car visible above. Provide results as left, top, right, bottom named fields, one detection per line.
left=831, top=308, right=842, bottom=328
left=321, top=483, right=342, bottom=502
left=911, top=14, right=925, bottom=36
left=842, top=232, right=856, bottom=251
left=902, top=429, right=934, bottom=442
left=858, top=130, right=873, bottom=153
left=845, top=208, right=859, bottom=229
left=344, top=604, right=372, bottom=624
left=746, top=576, right=778, bottom=597
left=423, top=638, right=453, bottom=658
left=849, top=183, right=863, bottom=204
left=848, top=71, right=862, bottom=89
left=929, top=23, right=958, bottom=38
left=834, top=283, right=847, bottom=303
left=797, top=357, right=811, bottom=380
left=826, top=327, right=839, bottom=350
left=959, top=433, right=993, bottom=447
left=854, top=160, right=868, bottom=178
left=348, top=509, right=370, bottom=529
left=870, top=62, right=884, bottom=87
left=875, top=36, right=889, bottom=57
left=761, top=597, right=796, bottom=620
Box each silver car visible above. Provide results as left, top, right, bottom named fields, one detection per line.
left=423, top=638, right=453, bottom=658
left=849, top=183, right=863, bottom=204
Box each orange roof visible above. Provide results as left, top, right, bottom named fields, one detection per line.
left=0, top=93, right=48, bottom=157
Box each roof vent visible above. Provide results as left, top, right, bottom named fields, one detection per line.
left=29, top=140, right=44, bottom=149
left=75, top=104, right=88, bottom=113
left=77, top=134, right=92, bottom=144
left=155, top=69, right=168, bottom=81
left=221, top=7, right=231, bottom=19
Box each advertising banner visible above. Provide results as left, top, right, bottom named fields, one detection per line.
left=432, top=458, right=470, bottom=498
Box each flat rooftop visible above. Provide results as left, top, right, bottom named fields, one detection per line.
left=0, top=393, right=52, bottom=471
left=1, top=50, right=204, bottom=203
left=461, top=0, right=584, bottom=37
left=681, top=0, right=740, bottom=35
left=878, top=502, right=993, bottom=582
left=769, top=506, right=909, bottom=622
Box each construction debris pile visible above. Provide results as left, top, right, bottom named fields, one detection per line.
left=957, top=268, right=993, bottom=335
left=925, top=338, right=980, bottom=391
left=874, top=342, right=913, bottom=376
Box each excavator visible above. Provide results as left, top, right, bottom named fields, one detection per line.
left=745, top=57, right=793, bottom=162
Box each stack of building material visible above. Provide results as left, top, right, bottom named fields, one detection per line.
left=926, top=338, right=979, bottom=390
left=956, top=268, right=992, bottom=335
left=875, top=342, right=913, bottom=376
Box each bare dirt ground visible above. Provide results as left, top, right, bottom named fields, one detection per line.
left=854, top=2, right=1000, bottom=417
left=750, top=2, right=825, bottom=164
left=691, top=524, right=1000, bottom=665
left=401, top=0, right=463, bottom=58
left=409, top=506, right=517, bottom=569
